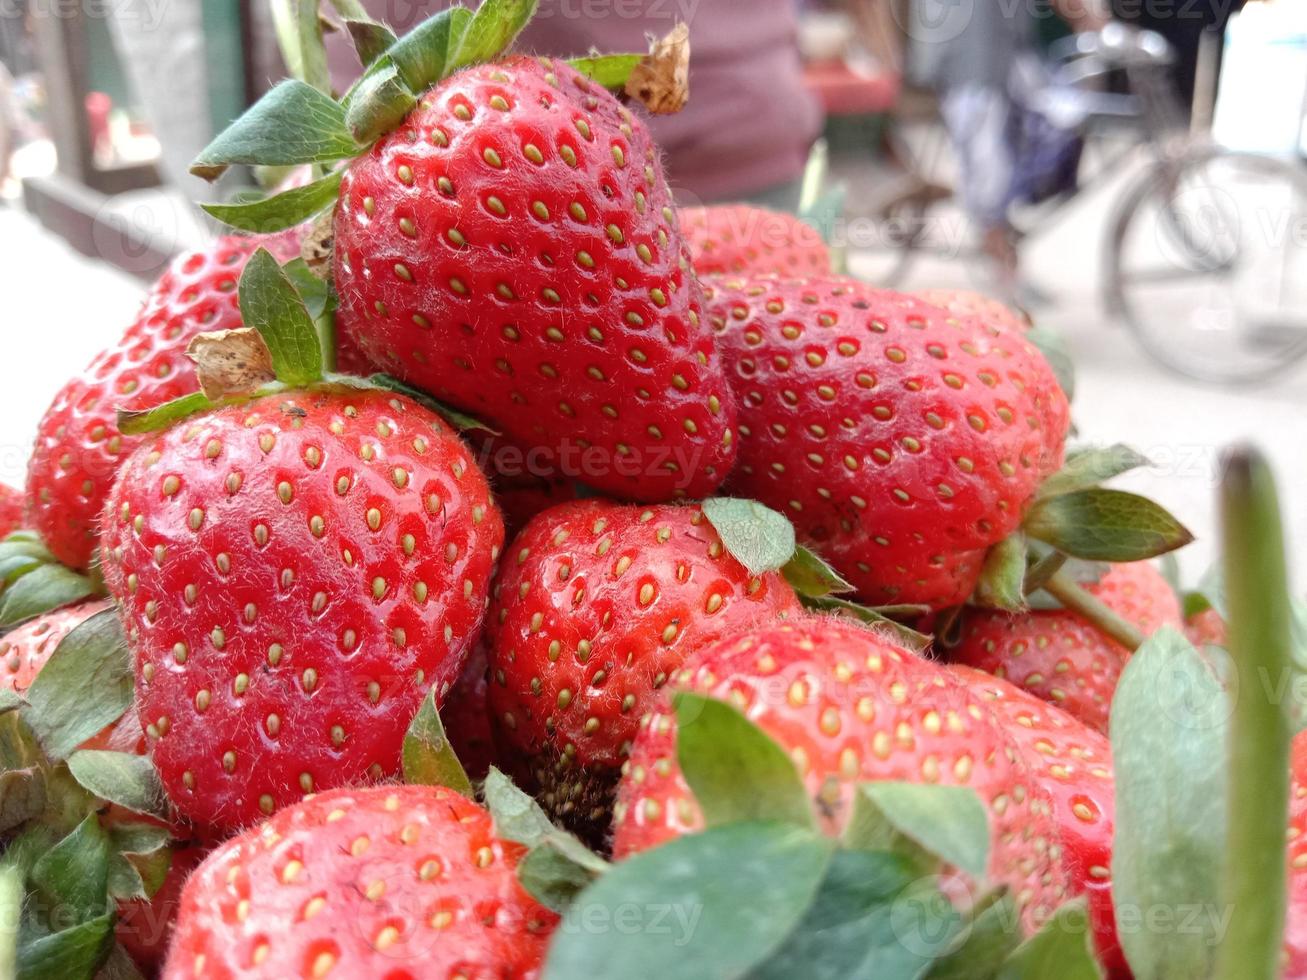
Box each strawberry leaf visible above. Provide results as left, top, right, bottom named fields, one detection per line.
left=542, top=822, right=835, bottom=979
left=32, top=813, right=111, bottom=925
left=1039, top=444, right=1151, bottom=498
left=925, top=889, right=1022, bottom=979
left=66, top=751, right=169, bottom=821
left=975, top=534, right=1028, bottom=612
left=1022, top=488, right=1194, bottom=562
left=191, top=79, right=361, bottom=181
left=799, top=595, right=932, bottom=653
left=782, top=545, right=854, bottom=598
left=701, top=497, right=796, bottom=576
left=282, top=258, right=337, bottom=321
left=344, top=62, right=417, bottom=144
left=0, top=563, right=96, bottom=628
left=107, top=823, right=174, bottom=901
left=568, top=53, right=644, bottom=89
left=23, top=609, right=133, bottom=761
left=401, top=687, right=472, bottom=796
left=201, top=170, right=343, bottom=233
left=1026, top=325, right=1075, bottom=401
left=389, top=5, right=472, bottom=90
left=1110, top=629, right=1230, bottom=978
left=0, top=690, right=25, bottom=716
left=15, top=914, right=115, bottom=980
left=997, top=898, right=1100, bottom=979
left=0, top=765, right=47, bottom=836
left=362, top=374, right=499, bottom=434
left=117, top=390, right=223, bottom=437
left=843, top=783, right=990, bottom=880
left=344, top=18, right=398, bottom=67
left=672, top=692, right=814, bottom=830
left=450, top=0, right=536, bottom=72
left=238, top=247, right=325, bottom=387
left=516, top=841, right=603, bottom=913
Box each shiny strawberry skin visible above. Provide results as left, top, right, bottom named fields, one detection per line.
left=25, top=235, right=301, bottom=570
left=0, top=598, right=115, bottom=695
left=915, top=288, right=1030, bottom=333
left=612, top=619, right=1071, bottom=931
left=486, top=500, right=800, bottom=829
left=703, top=276, right=1069, bottom=609
left=951, top=562, right=1182, bottom=732
left=0, top=484, right=23, bottom=539
left=955, top=666, right=1126, bottom=975
left=680, top=205, right=831, bottom=277
left=100, top=388, right=503, bottom=831
left=162, top=785, right=556, bottom=980
left=333, top=57, right=737, bottom=501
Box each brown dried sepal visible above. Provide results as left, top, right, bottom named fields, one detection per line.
left=186, top=328, right=276, bottom=400
left=625, top=23, right=689, bottom=115
left=301, top=206, right=336, bottom=278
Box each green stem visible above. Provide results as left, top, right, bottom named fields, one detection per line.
left=0, top=865, right=21, bottom=976
left=317, top=310, right=338, bottom=374
left=1022, top=549, right=1068, bottom=596
left=269, top=0, right=332, bottom=94
left=1041, top=569, right=1146, bottom=651
left=1213, top=447, right=1293, bottom=980
left=325, top=0, right=370, bottom=19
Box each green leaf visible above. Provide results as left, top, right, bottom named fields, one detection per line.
left=1110, top=629, right=1230, bottom=979
left=202, top=169, right=342, bottom=233
left=238, top=247, right=325, bottom=387
left=483, top=769, right=607, bottom=867
left=32, top=814, right=112, bottom=924
left=998, top=899, right=1100, bottom=979
left=1023, top=488, right=1194, bottom=562
left=117, top=390, right=218, bottom=436
left=843, top=783, right=990, bottom=879
left=516, top=840, right=603, bottom=913
left=542, top=822, right=835, bottom=980
left=388, top=6, right=469, bottom=91
left=975, top=534, right=1028, bottom=612
left=95, top=942, right=149, bottom=980
left=1026, top=325, right=1075, bottom=401
left=363, top=374, right=498, bottom=434
left=752, top=849, right=963, bottom=980
left=0, top=689, right=26, bottom=715
left=782, top=546, right=854, bottom=599
left=926, top=889, right=1022, bottom=980
left=191, top=79, right=361, bottom=181
left=344, top=62, right=418, bottom=145
left=283, top=258, right=337, bottom=321
left=673, top=692, right=814, bottom=830
left=0, top=563, right=95, bottom=627
left=0, top=864, right=20, bottom=977
left=401, top=687, right=472, bottom=796
left=16, top=914, right=114, bottom=980
left=799, top=596, right=932, bottom=653
left=1040, top=444, right=1151, bottom=498
left=67, top=751, right=169, bottom=821
left=701, top=497, right=797, bottom=576
left=24, top=609, right=132, bottom=761
left=450, top=0, right=536, bottom=71
left=568, top=53, right=643, bottom=89
left=106, top=824, right=174, bottom=901
left=0, top=765, right=47, bottom=835
left=344, top=18, right=398, bottom=66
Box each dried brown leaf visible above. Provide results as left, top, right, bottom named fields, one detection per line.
left=186, top=328, right=276, bottom=400
left=625, top=23, right=690, bottom=115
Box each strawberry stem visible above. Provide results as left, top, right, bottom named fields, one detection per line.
left=1040, top=568, right=1146, bottom=651
left=1213, top=447, right=1292, bottom=980
left=1021, top=549, right=1067, bottom=595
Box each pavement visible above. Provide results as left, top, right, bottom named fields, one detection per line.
left=1, top=158, right=1303, bottom=591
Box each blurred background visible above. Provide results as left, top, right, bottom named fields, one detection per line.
left=0, top=0, right=1304, bottom=580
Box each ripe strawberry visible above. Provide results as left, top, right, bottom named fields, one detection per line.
left=486, top=500, right=800, bottom=834
left=469, top=432, right=579, bottom=541
left=915, top=288, right=1030, bottom=334
left=951, top=561, right=1182, bottom=732
left=333, top=57, right=738, bottom=501
left=162, top=784, right=556, bottom=980
left=1282, top=731, right=1307, bottom=974
left=612, top=618, right=1071, bottom=930
left=0, top=484, right=23, bottom=539
left=954, top=666, right=1125, bottom=975
left=26, top=234, right=301, bottom=570
left=0, top=598, right=115, bottom=696
left=702, top=276, right=1069, bottom=609
left=679, top=204, right=831, bottom=277
left=100, top=388, right=504, bottom=830
left=440, top=644, right=499, bottom=782
left=1185, top=607, right=1227, bottom=648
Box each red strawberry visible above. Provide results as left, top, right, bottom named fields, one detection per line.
left=954, top=665, right=1125, bottom=975
left=469, top=433, right=580, bottom=541
left=25, top=234, right=301, bottom=570
left=680, top=204, right=831, bottom=277
left=162, top=784, right=556, bottom=980
left=1185, top=607, right=1227, bottom=648
left=0, top=484, right=23, bottom=539
left=100, top=388, right=504, bottom=830
left=612, top=618, right=1071, bottom=930
left=915, top=288, right=1030, bottom=334
left=440, top=643, right=499, bottom=782
left=1282, top=731, right=1307, bottom=975
left=702, top=276, right=1069, bottom=609
left=333, top=57, right=738, bottom=502
left=0, top=598, right=115, bottom=696
left=486, top=500, right=800, bottom=834
left=951, top=561, right=1182, bottom=732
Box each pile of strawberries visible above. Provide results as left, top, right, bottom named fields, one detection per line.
left=1, top=4, right=1301, bottom=979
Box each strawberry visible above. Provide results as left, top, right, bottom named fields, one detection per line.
left=0, top=598, right=116, bottom=696
left=702, top=276, right=1069, bottom=609
left=1185, top=606, right=1227, bottom=648
left=117, top=841, right=209, bottom=974
left=440, top=643, right=499, bottom=782
left=161, top=784, right=556, bottom=980
left=469, top=433, right=580, bottom=541
left=25, top=234, right=302, bottom=570
left=951, top=561, right=1182, bottom=732
left=485, top=500, right=800, bottom=835
left=954, top=665, right=1126, bottom=975
left=333, top=57, right=738, bottom=502
left=100, top=387, right=504, bottom=831
left=611, top=618, right=1072, bottom=930
left=679, top=204, right=831, bottom=277
left=1282, top=731, right=1307, bottom=975
left=0, top=483, right=23, bottom=539
left=915, top=288, right=1030, bottom=334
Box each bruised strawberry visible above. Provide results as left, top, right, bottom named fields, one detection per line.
left=0, top=598, right=115, bottom=696
left=612, top=618, right=1071, bottom=930
left=333, top=57, right=737, bottom=502
left=915, top=288, right=1030, bottom=334
left=162, top=785, right=556, bottom=980
left=680, top=204, right=831, bottom=277
left=951, top=562, right=1182, bottom=732
left=703, top=276, right=1069, bottom=609
left=487, top=500, right=800, bottom=835
left=0, top=484, right=23, bottom=539
left=954, top=666, right=1125, bottom=975
left=100, top=388, right=503, bottom=831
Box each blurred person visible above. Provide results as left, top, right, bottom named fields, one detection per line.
left=324, top=0, right=823, bottom=210
left=1112, top=0, right=1246, bottom=116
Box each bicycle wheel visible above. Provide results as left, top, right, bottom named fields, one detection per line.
left=1107, top=147, right=1307, bottom=384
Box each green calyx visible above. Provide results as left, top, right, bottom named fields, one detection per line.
left=0, top=534, right=102, bottom=629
